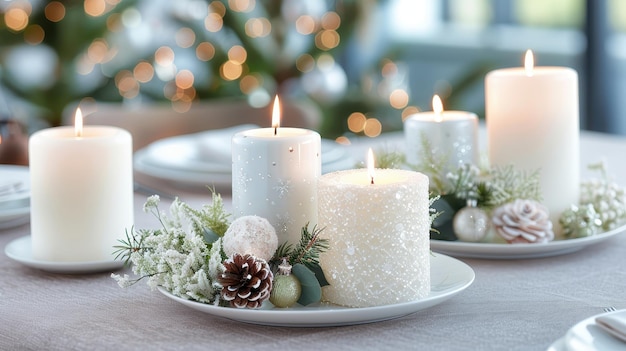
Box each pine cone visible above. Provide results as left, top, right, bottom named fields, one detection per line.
left=492, top=199, right=554, bottom=244
left=218, top=253, right=273, bottom=309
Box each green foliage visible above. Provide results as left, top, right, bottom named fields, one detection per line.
left=406, top=132, right=449, bottom=194
left=273, top=223, right=330, bottom=287
left=182, top=187, right=231, bottom=237
left=292, top=263, right=322, bottom=306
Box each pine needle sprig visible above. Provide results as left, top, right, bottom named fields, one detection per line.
left=272, top=223, right=329, bottom=269
left=113, top=227, right=153, bottom=266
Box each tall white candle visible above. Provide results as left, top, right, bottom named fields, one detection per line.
left=29, top=109, right=134, bottom=262
left=318, top=150, right=430, bottom=308
left=485, top=50, right=579, bottom=231
left=231, top=96, right=321, bottom=246
left=404, top=95, right=479, bottom=175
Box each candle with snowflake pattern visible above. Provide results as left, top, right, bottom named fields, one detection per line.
left=231, top=96, right=321, bottom=246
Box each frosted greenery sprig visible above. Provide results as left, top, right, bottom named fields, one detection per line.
left=407, top=133, right=449, bottom=194
left=482, top=165, right=542, bottom=209
left=111, top=193, right=232, bottom=304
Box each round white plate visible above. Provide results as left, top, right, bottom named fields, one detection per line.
left=546, top=337, right=566, bottom=351
left=4, top=235, right=124, bottom=274
left=430, top=223, right=626, bottom=259
left=134, top=140, right=354, bottom=188
left=158, top=253, right=474, bottom=327
left=0, top=165, right=30, bottom=203
left=560, top=310, right=626, bottom=351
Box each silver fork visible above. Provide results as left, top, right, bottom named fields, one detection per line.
left=604, top=306, right=617, bottom=313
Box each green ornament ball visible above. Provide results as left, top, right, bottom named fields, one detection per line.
left=270, top=274, right=302, bottom=308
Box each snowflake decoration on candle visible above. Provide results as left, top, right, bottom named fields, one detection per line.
left=273, top=179, right=291, bottom=199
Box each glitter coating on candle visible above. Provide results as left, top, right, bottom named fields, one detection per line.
left=317, top=168, right=430, bottom=307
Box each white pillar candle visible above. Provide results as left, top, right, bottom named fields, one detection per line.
left=404, top=95, right=479, bottom=175
left=485, top=50, right=579, bottom=230
left=29, top=109, right=134, bottom=262
left=232, top=96, right=321, bottom=246
left=318, top=150, right=430, bottom=307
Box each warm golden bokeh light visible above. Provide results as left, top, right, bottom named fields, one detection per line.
left=228, top=45, right=247, bottom=64
left=204, top=13, right=223, bottom=32
left=133, top=62, right=154, bottom=83
left=239, top=74, right=260, bottom=94
left=335, top=136, right=351, bottom=145
left=5, top=8, right=29, bottom=32
left=24, top=25, right=44, bottom=45
left=363, top=118, right=382, bottom=137
left=381, top=60, right=398, bottom=78
left=295, top=54, right=315, bottom=73
left=245, top=17, right=271, bottom=37
left=295, top=15, right=316, bottom=35
left=175, top=70, right=195, bottom=89
left=196, top=42, right=215, bottom=61
left=106, top=13, right=122, bottom=31
left=402, top=106, right=420, bottom=121
left=87, top=39, right=109, bottom=63
left=347, top=112, right=367, bottom=133
left=228, top=0, right=255, bottom=12
left=315, top=30, right=340, bottom=51
left=115, top=70, right=139, bottom=99
left=209, top=1, right=226, bottom=16
left=45, top=2, right=66, bottom=22
left=389, top=89, right=409, bottom=109
left=220, top=60, right=243, bottom=81
left=154, top=46, right=175, bottom=66
left=175, top=27, right=196, bottom=48
left=321, top=11, right=341, bottom=30
left=84, top=0, right=107, bottom=17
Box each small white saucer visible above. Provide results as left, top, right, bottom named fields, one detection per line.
left=4, top=236, right=124, bottom=274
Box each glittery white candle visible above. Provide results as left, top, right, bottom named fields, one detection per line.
left=29, top=109, right=134, bottom=262
left=318, top=161, right=430, bottom=307
left=232, top=97, right=321, bottom=246
left=485, top=50, right=579, bottom=230
left=404, top=95, right=479, bottom=173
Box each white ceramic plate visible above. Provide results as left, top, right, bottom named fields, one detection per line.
left=558, top=310, right=626, bottom=351
left=4, top=236, right=124, bottom=274
left=158, top=253, right=474, bottom=327
left=0, top=165, right=30, bottom=203
left=0, top=165, right=31, bottom=229
left=134, top=139, right=354, bottom=188
left=430, top=223, right=626, bottom=259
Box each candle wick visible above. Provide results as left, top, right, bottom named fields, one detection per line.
left=370, top=176, right=374, bottom=185
left=274, top=127, right=277, bottom=136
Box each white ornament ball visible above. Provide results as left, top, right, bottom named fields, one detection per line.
left=223, top=216, right=278, bottom=261
left=453, top=206, right=490, bottom=242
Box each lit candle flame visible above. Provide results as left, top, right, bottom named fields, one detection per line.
left=367, top=148, right=375, bottom=185
left=432, top=94, right=444, bottom=122
left=272, top=95, right=280, bottom=135
left=74, top=108, right=83, bottom=137
left=524, top=49, right=534, bottom=77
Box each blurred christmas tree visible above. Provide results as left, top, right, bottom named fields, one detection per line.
left=0, top=0, right=411, bottom=137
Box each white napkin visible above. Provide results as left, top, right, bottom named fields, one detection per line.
left=596, top=310, right=626, bottom=343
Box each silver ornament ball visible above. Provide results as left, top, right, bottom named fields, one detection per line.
left=453, top=205, right=490, bottom=242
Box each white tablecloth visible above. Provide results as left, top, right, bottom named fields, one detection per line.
left=1, top=130, right=625, bottom=351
